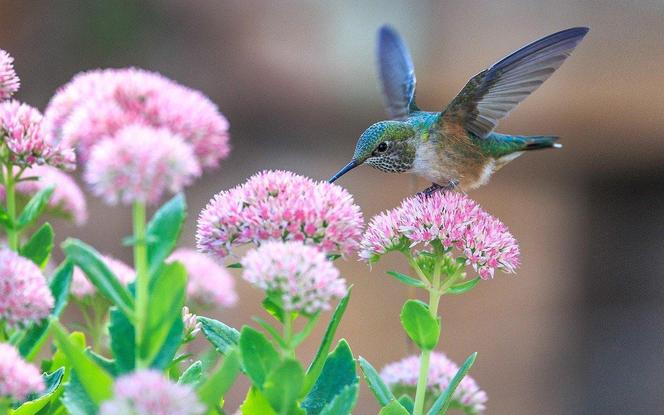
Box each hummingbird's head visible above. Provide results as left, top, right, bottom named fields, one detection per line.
left=329, top=121, right=416, bottom=183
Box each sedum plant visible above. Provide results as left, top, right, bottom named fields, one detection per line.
left=0, top=45, right=524, bottom=415
left=357, top=192, right=519, bottom=415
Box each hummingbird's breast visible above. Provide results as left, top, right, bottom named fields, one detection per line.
left=410, top=121, right=493, bottom=191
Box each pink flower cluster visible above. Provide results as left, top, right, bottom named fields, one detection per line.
left=360, top=192, right=520, bottom=279
left=381, top=352, right=488, bottom=414
left=99, top=369, right=204, bottom=415
left=241, top=241, right=346, bottom=314
left=0, top=343, right=45, bottom=401
left=84, top=125, right=201, bottom=205
left=0, top=101, right=75, bottom=170
left=0, top=49, right=19, bottom=100
left=71, top=255, right=134, bottom=299
left=196, top=170, right=364, bottom=259
left=43, top=67, right=230, bottom=169
left=168, top=248, right=237, bottom=308
left=0, top=249, right=53, bottom=327
left=182, top=306, right=201, bottom=339
left=0, top=165, right=88, bottom=225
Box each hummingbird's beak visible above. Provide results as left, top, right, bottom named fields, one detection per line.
left=328, top=160, right=358, bottom=183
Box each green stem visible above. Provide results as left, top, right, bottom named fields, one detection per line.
left=0, top=320, right=6, bottom=342
left=5, top=163, right=18, bottom=251
left=440, top=267, right=463, bottom=294
left=414, top=349, right=432, bottom=415
left=408, top=256, right=431, bottom=288
left=133, top=201, right=149, bottom=368
left=282, top=313, right=295, bottom=358
left=413, top=260, right=443, bottom=415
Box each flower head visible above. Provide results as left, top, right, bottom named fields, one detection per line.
left=360, top=192, right=519, bottom=279
left=44, top=68, right=230, bottom=169
left=0, top=343, right=45, bottom=401
left=182, top=306, right=201, bottom=339
left=99, top=369, right=205, bottom=415
left=0, top=50, right=20, bottom=100
left=241, top=241, right=346, bottom=314
left=84, top=125, right=201, bottom=205
left=0, top=166, right=87, bottom=225
left=196, top=170, right=364, bottom=259
left=71, top=255, right=134, bottom=299
left=168, top=248, right=237, bottom=308
left=0, top=249, right=53, bottom=327
left=381, top=352, right=487, bottom=414
left=0, top=100, right=75, bottom=170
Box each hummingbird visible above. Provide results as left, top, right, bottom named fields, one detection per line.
left=329, top=26, right=589, bottom=193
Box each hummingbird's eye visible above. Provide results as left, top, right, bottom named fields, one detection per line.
left=377, top=142, right=388, bottom=153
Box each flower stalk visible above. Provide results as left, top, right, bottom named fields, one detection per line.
left=282, top=313, right=295, bottom=358
left=413, top=255, right=443, bottom=415
left=133, top=201, right=149, bottom=368
left=4, top=162, right=18, bottom=250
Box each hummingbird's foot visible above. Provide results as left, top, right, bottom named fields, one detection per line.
left=418, top=180, right=458, bottom=197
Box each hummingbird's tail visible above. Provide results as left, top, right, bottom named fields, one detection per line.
left=521, top=135, right=561, bottom=150
left=484, top=133, right=561, bottom=157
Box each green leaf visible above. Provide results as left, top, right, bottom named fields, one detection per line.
left=41, top=332, right=80, bottom=415
left=49, top=330, right=83, bottom=372
left=400, top=300, right=440, bottom=351
left=252, top=317, right=287, bottom=349
left=85, top=350, right=117, bottom=377
left=139, top=261, right=186, bottom=365
left=386, top=271, right=426, bottom=288
left=447, top=277, right=481, bottom=295
left=146, top=193, right=186, bottom=277
left=427, top=352, right=477, bottom=415
left=318, top=383, right=359, bottom=415
left=379, top=400, right=411, bottom=415
left=263, top=359, right=305, bottom=414
left=16, top=186, right=54, bottom=230
left=12, top=368, right=65, bottom=415
left=198, top=316, right=240, bottom=355
left=358, top=356, right=394, bottom=407
left=239, top=326, right=280, bottom=388
left=48, top=261, right=74, bottom=317
left=302, top=339, right=357, bottom=415
left=227, top=262, right=242, bottom=269
left=41, top=367, right=66, bottom=394
left=178, top=361, right=203, bottom=387
left=50, top=320, right=113, bottom=405
left=398, top=395, right=415, bottom=414
left=108, top=307, right=134, bottom=374
left=62, top=239, right=134, bottom=318
left=61, top=372, right=97, bottom=415
left=197, top=349, right=241, bottom=411
left=18, top=261, right=73, bottom=360
left=304, top=287, right=352, bottom=392
left=150, top=315, right=184, bottom=370
left=240, top=387, right=277, bottom=415
left=262, top=296, right=286, bottom=324
left=121, top=234, right=158, bottom=247
left=19, top=223, right=54, bottom=268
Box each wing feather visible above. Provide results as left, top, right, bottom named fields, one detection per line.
left=377, top=25, right=417, bottom=120
left=442, top=27, right=589, bottom=137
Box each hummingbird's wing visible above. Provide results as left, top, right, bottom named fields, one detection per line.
left=377, top=25, right=418, bottom=120
left=441, top=27, right=589, bottom=138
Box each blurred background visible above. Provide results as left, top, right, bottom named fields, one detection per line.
left=2, top=0, right=663, bottom=413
